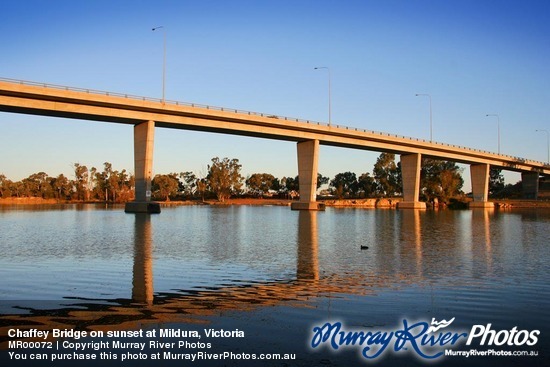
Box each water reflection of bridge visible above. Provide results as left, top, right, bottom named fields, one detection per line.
left=0, top=209, right=497, bottom=347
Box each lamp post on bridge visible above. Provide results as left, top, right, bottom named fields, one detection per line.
left=535, top=129, right=549, bottom=164
left=152, top=26, right=166, bottom=103
left=314, top=66, right=331, bottom=126
left=415, top=93, right=432, bottom=142
left=485, top=114, right=500, bottom=154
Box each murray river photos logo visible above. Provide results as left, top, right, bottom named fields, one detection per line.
left=310, top=318, right=540, bottom=361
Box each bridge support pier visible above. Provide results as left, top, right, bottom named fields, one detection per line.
left=397, top=153, right=426, bottom=209
left=469, top=163, right=494, bottom=208
left=291, top=140, right=325, bottom=211
left=521, top=172, right=539, bottom=199
left=125, top=120, right=161, bottom=214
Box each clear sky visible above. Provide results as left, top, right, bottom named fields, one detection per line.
left=1, top=0, right=549, bottom=191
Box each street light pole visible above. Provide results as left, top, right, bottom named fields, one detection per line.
left=415, top=93, right=432, bottom=142
left=314, top=67, right=331, bottom=126
left=152, top=26, right=166, bottom=103
left=485, top=114, right=500, bottom=154
left=535, top=129, right=549, bottom=164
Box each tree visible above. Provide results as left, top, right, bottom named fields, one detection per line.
left=357, top=172, right=375, bottom=198
left=489, top=167, right=505, bottom=197
left=115, top=169, right=133, bottom=202
left=0, top=164, right=135, bottom=202
left=51, top=174, right=71, bottom=200
left=246, top=173, right=276, bottom=196
left=179, top=171, right=197, bottom=198
left=280, top=173, right=327, bottom=194
left=270, top=177, right=281, bottom=192
left=152, top=174, right=180, bottom=201
left=421, top=159, right=464, bottom=203
left=87, top=166, right=97, bottom=198
left=330, top=172, right=358, bottom=199
left=94, top=162, right=116, bottom=202
left=195, top=177, right=208, bottom=202
left=373, top=153, right=401, bottom=197
left=92, top=169, right=107, bottom=201
left=73, top=163, right=90, bottom=201
left=207, top=157, right=244, bottom=202
left=494, top=181, right=522, bottom=199
left=281, top=176, right=299, bottom=193
left=22, top=172, right=54, bottom=198
left=0, top=174, right=13, bottom=198
left=89, top=163, right=133, bottom=202
left=10, top=181, right=24, bottom=198
left=104, top=162, right=121, bottom=202
left=317, top=173, right=329, bottom=188
left=0, top=174, right=6, bottom=197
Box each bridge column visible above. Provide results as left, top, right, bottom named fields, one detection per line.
left=469, top=164, right=494, bottom=208
left=397, top=153, right=426, bottom=209
left=521, top=172, right=539, bottom=199
left=291, top=140, right=325, bottom=211
left=125, top=120, right=161, bottom=213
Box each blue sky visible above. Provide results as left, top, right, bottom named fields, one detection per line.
left=1, top=0, right=549, bottom=190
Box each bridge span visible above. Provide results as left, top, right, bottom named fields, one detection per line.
left=0, top=78, right=548, bottom=212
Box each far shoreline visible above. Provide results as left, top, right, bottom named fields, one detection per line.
left=1, top=197, right=550, bottom=209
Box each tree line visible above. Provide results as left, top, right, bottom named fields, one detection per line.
left=0, top=162, right=134, bottom=202
left=0, top=153, right=513, bottom=203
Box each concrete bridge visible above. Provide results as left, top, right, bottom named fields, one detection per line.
left=0, top=77, right=548, bottom=212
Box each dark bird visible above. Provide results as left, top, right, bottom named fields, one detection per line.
left=360, top=245, right=369, bottom=250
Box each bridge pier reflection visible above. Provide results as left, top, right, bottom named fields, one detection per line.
left=132, top=214, right=154, bottom=304
left=400, top=210, right=423, bottom=276
left=296, top=211, right=319, bottom=280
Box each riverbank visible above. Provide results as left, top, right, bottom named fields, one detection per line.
left=2, top=196, right=550, bottom=208
left=160, top=198, right=399, bottom=208
left=492, top=199, right=550, bottom=208
left=0, top=197, right=62, bottom=205
left=159, top=198, right=294, bottom=207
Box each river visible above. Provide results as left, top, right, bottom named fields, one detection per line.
left=0, top=204, right=548, bottom=366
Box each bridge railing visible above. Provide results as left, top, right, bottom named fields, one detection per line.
left=1, top=77, right=546, bottom=167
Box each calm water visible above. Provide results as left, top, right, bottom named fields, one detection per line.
left=0, top=204, right=549, bottom=366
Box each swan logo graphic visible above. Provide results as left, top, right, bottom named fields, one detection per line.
left=427, top=317, right=456, bottom=333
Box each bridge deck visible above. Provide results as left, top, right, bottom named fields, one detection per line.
left=0, top=78, right=548, bottom=175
